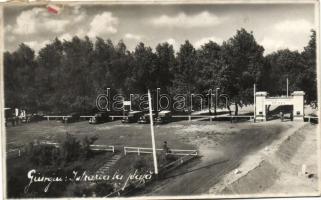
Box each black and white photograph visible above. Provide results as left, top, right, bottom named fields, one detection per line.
left=1, top=1, right=320, bottom=199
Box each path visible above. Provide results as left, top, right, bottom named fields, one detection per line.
left=95, top=154, right=122, bottom=175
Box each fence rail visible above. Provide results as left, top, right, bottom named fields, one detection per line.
left=90, top=145, right=115, bottom=152
left=172, top=115, right=254, bottom=122
left=44, top=115, right=71, bottom=120
left=124, top=146, right=197, bottom=156
left=38, top=141, right=115, bottom=152
left=6, top=144, right=115, bottom=159
left=39, top=141, right=60, bottom=147
left=7, top=148, right=22, bottom=158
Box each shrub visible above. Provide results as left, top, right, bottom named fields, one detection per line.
left=28, top=143, right=60, bottom=166
left=81, top=135, right=98, bottom=159
left=61, top=133, right=81, bottom=162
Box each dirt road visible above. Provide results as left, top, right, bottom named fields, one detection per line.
left=140, top=121, right=308, bottom=196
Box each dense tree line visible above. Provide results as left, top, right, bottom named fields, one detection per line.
left=4, top=29, right=317, bottom=115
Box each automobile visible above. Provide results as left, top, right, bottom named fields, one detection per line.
left=121, top=111, right=143, bottom=123
left=138, top=113, right=156, bottom=124
left=155, top=110, right=172, bottom=124
left=25, top=114, right=45, bottom=123
left=89, top=112, right=109, bottom=124
left=4, top=108, right=15, bottom=126
left=62, top=112, right=81, bottom=123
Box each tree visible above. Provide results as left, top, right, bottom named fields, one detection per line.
left=4, top=52, right=19, bottom=108
left=220, top=29, right=264, bottom=115
left=109, top=40, right=133, bottom=94
left=130, top=42, right=157, bottom=92
left=154, top=42, right=176, bottom=92
left=60, top=36, right=94, bottom=113
left=263, top=49, right=305, bottom=96
left=301, top=30, right=317, bottom=102
left=196, top=41, right=222, bottom=92
left=90, top=38, right=115, bottom=94
left=5, top=44, right=38, bottom=111
left=36, top=38, right=64, bottom=112
left=4, top=28, right=316, bottom=115
left=172, top=40, right=199, bottom=95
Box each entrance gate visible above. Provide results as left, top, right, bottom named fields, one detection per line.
left=255, top=91, right=305, bottom=121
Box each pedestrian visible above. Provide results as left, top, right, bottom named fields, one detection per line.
left=163, top=141, right=170, bottom=153
left=280, top=111, right=284, bottom=122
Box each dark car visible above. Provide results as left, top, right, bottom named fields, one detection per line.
left=27, top=114, right=45, bottom=123
left=4, top=108, right=15, bottom=126
left=155, top=110, right=172, bottom=124
left=62, top=112, right=81, bottom=123
left=138, top=113, right=156, bottom=124
left=121, top=111, right=143, bottom=123
left=89, top=112, right=109, bottom=124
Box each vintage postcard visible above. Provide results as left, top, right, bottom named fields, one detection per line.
left=0, top=1, right=320, bottom=199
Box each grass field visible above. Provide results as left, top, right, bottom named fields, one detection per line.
left=5, top=117, right=317, bottom=197
left=6, top=120, right=195, bottom=150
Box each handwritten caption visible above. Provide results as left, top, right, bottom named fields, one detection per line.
left=24, top=169, right=153, bottom=193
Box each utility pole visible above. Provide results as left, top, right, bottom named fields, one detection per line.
left=286, top=78, right=289, bottom=97
left=207, top=89, right=212, bottom=115
left=215, top=88, right=220, bottom=115
left=148, top=90, right=158, bottom=175
left=254, top=83, right=256, bottom=123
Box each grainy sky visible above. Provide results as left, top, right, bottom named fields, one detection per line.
left=3, top=3, right=316, bottom=54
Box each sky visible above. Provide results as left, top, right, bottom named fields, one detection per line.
left=3, top=3, right=316, bottom=55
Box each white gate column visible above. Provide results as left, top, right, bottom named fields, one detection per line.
left=292, top=91, right=305, bottom=120
left=255, top=92, right=267, bottom=121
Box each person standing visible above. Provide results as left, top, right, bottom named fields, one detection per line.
left=280, top=111, right=284, bottom=122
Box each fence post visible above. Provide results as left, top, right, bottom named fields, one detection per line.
left=210, top=117, right=212, bottom=122
left=124, top=147, right=126, bottom=155
left=138, top=148, right=140, bottom=156
left=18, top=149, right=21, bottom=157
left=189, top=116, right=191, bottom=121
left=47, top=116, right=49, bottom=121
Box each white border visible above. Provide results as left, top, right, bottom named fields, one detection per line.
left=0, top=1, right=320, bottom=199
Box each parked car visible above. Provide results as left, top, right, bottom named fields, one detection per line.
left=26, top=114, right=45, bottom=123
left=155, top=110, right=172, bottom=124
left=138, top=113, right=156, bottom=124
left=89, top=112, right=109, bottom=124
left=121, top=111, right=143, bottom=123
left=62, top=112, right=80, bottom=123
left=4, top=108, right=15, bottom=126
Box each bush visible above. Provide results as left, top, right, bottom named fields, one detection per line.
left=132, top=156, right=150, bottom=172
left=28, top=143, right=60, bottom=166
left=61, top=133, right=81, bottom=162
left=81, top=135, right=98, bottom=159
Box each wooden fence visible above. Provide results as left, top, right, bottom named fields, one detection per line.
left=123, top=146, right=197, bottom=156
left=90, top=145, right=115, bottom=152
left=172, top=115, right=254, bottom=122
left=6, top=142, right=115, bottom=158
left=7, top=148, right=22, bottom=158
